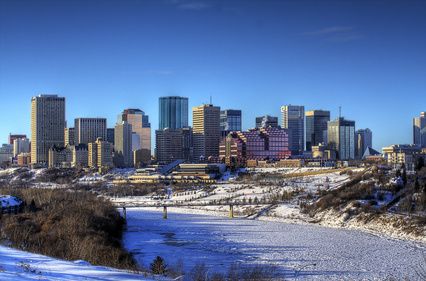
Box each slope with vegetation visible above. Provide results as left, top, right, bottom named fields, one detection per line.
left=301, top=166, right=426, bottom=241
left=0, top=182, right=138, bottom=270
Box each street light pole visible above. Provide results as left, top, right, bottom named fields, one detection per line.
left=295, top=263, right=316, bottom=280
left=205, top=263, right=223, bottom=281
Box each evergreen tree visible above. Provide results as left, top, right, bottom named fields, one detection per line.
left=416, top=156, right=425, bottom=171
left=149, top=256, right=168, bottom=275
left=402, top=169, right=407, bottom=186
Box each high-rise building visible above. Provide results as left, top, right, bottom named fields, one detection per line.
left=155, top=127, right=192, bottom=164
left=13, top=137, right=30, bottom=157
left=31, top=94, right=66, bottom=166
left=114, top=122, right=133, bottom=167
left=355, top=128, right=372, bottom=159
left=413, top=112, right=426, bottom=147
left=281, top=105, right=305, bottom=155
left=327, top=117, right=355, bottom=160
left=159, top=96, right=188, bottom=130
left=220, top=109, right=242, bottom=139
left=305, top=110, right=330, bottom=151
left=255, top=115, right=279, bottom=128
left=118, top=109, right=151, bottom=153
left=74, top=118, right=107, bottom=145
left=8, top=134, right=27, bottom=145
left=193, top=104, right=220, bottom=161
left=107, top=128, right=115, bottom=144
left=64, top=127, right=75, bottom=146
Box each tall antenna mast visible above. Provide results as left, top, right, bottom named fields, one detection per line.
left=210, top=95, right=212, bottom=105
left=339, top=106, right=341, bottom=118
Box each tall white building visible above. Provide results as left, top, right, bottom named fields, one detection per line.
left=31, top=94, right=66, bottom=166
left=281, top=105, right=304, bottom=155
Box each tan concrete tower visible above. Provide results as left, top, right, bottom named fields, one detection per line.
left=31, top=94, right=66, bottom=167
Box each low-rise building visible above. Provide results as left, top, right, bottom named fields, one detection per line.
left=382, top=144, right=423, bottom=170
left=71, top=144, right=88, bottom=167
left=311, top=143, right=336, bottom=160
left=17, top=153, right=31, bottom=166
left=88, top=138, right=113, bottom=169
left=48, top=145, right=72, bottom=168
left=0, top=144, right=13, bottom=163
left=220, top=127, right=291, bottom=162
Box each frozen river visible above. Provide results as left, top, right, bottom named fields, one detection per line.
left=123, top=208, right=425, bottom=280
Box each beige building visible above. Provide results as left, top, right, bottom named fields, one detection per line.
left=31, top=94, right=66, bottom=167
left=13, top=137, right=30, bottom=157
left=382, top=144, right=422, bottom=170
left=118, top=109, right=151, bottom=154
left=312, top=143, right=336, bottom=160
left=48, top=145, right=72, bottom=168
left=64, top=127, right=75, bottom=146
left=88, top=138, right=113, bottom=168
left=75, top=118, right=107, bottom=145
left=193, top=104, right=220, bottom=161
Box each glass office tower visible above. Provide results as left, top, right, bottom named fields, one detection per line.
left=281, top=105, right=305, bottom=156
left=159, top=96, right=189, bottom=130
left=306, top=110, right=330, bottom=151
left=220, top=109, right=242, bottom=139
left=327, top=117, right=355, bottom=160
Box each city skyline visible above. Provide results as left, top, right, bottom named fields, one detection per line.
left=1, top=0, right=425, bottom=152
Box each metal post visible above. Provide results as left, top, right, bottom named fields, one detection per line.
left=163, top=206, right=167, bottom=219
left=229, top=204, right=234, bottom=218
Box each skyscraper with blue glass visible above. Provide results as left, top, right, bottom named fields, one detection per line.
left=159, top=96, right=188, bottom=130
left=220, top=109, right=242, bottom=139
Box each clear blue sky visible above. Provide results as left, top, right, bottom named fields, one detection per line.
left=1, top=0, right=425, bottom=152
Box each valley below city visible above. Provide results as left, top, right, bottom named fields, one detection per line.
left=0, top=166, right=425, bottom=280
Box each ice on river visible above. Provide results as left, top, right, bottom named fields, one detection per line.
left=123, top=208, right=426, bottom=280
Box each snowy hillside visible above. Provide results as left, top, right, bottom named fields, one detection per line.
left=0, top=245, right=153, bottom=281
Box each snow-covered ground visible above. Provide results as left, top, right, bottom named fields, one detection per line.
left=0, top=196, right=21, bottom=208
left=0, top=245, right=153, bottom=281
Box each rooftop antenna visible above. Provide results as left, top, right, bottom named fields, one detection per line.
left=339, top=106, right=341, bottom=118
left=210, top=95, right=212, bottom=105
